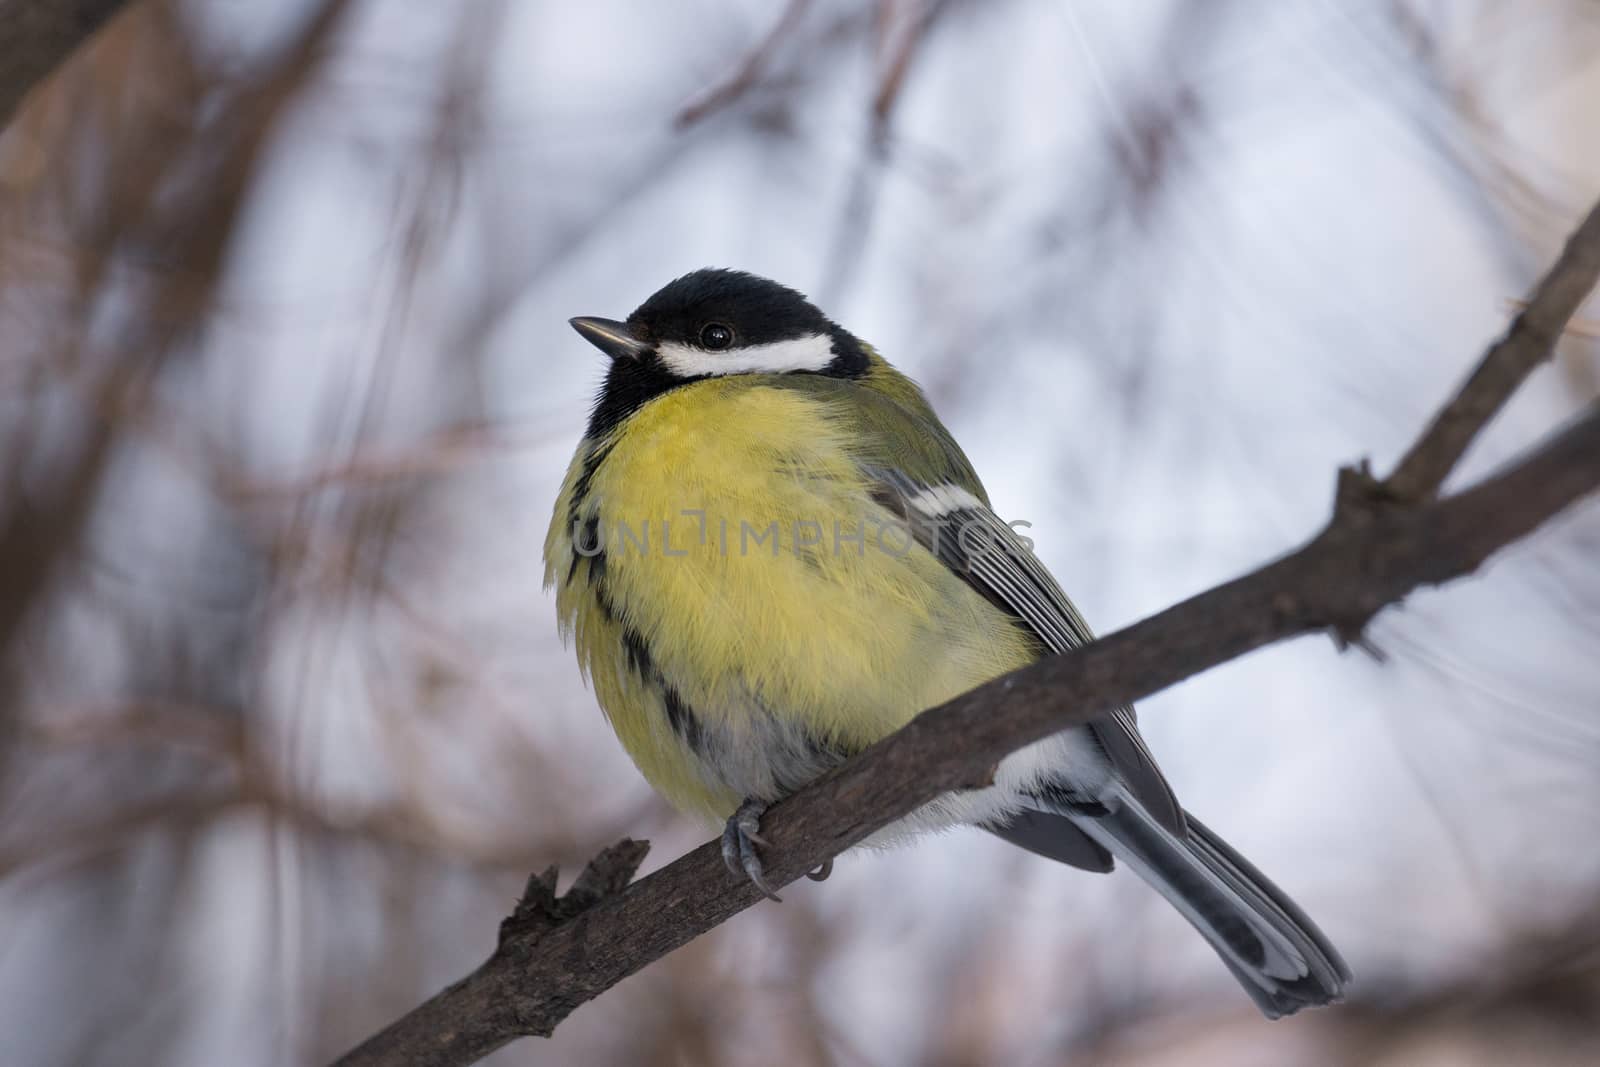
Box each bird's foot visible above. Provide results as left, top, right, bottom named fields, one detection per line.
left=721, top=797, right=782, bottom=902
left=806, top=858, right=833, bottom=882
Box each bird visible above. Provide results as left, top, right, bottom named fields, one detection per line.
left=543, top=268, right=1350, bottom=1018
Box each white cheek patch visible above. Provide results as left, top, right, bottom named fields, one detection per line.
left=657, top=333, right=836, bottom=378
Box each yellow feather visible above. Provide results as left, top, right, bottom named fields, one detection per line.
left=545, top=375, right=1039, bottom=822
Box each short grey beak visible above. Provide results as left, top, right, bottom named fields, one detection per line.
left=570, top=316, right=650, bottom=361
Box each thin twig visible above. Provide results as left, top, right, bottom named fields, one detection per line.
left=870, top=0, right=947, bottom=140
left=1505, top=298, right=1600, bottom=341
left=674, top=0, right=811, bottom=128
left=1386, top=199, right=1600, bottom=500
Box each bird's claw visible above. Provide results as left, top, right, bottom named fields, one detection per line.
left=805, top=858, right=833, bottom=882
left=721, top=798, right=782, bottom=902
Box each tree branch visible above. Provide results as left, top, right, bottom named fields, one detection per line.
left=332, top=197, right=1600, bottom=1067
left=673, top=0, right=811, bottom=129
left=0, top=0, right=136, bottom=132
left=1386, top=197, right=1600, bottom=500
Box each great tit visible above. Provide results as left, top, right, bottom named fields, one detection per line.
left=544, top=268, right=1350, bottom=1017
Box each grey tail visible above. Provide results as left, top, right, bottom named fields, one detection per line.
left=1068, top=796, right=1352, bottom=1019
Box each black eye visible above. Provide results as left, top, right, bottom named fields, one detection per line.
left=699, top=323, right=734, bottom=350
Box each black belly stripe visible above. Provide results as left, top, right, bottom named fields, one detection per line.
left=660, top=685, right=704, bottom=753
left=595, top=579, right=849, bottom=779
left=594, top=583, right=618, bottom=622
left=594, top=580, right=708, bottom=755
left=567, top=516, right=605, bottom=585
left=566, top=436, right=615, bottom=587
left=621, top=625, right=651, bottom=676
left=567, top=438, right=615, bottom=529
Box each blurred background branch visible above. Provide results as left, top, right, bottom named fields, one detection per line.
left=0, top=0, right=137, bottom=130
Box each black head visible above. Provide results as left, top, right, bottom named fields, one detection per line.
left=571, top=269, right=868, bottom=437
left=627, top=269, right=840, bottom=351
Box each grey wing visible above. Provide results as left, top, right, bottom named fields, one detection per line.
left=987, top=806, right=1114, bottom=872
left=867, top=467, right=1187, bottom=838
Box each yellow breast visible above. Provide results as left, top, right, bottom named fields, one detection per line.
left=545, top=378, right=1040, bottom=821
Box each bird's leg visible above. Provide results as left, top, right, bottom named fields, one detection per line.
left=721, top=797, right=782, bottom=902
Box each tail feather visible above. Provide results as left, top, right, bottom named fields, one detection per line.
left=1063, top=796, right=1351, bottom=1018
